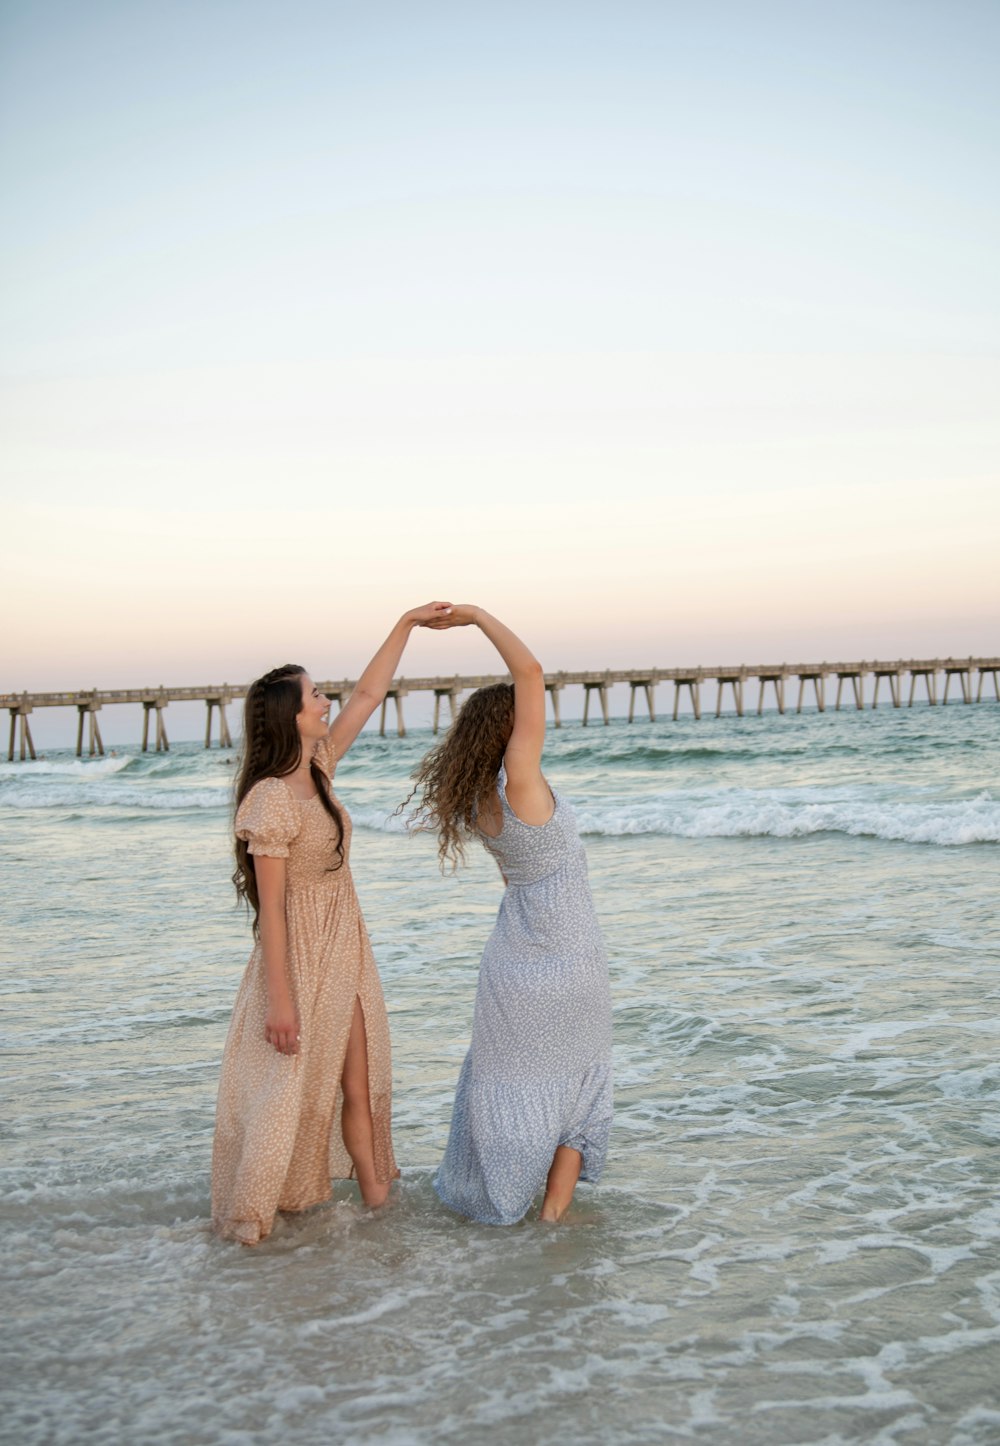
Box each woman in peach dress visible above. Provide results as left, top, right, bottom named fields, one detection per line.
left=211, top=602, right=452, bottom=1244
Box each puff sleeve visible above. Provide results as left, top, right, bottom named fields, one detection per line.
left=312, top=735, right=338, bottom=781
left=235, top=777, right=300, bottom=858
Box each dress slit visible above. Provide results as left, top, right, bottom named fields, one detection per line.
left=339, top=993, right=369, bottom=1182
left=212, top=757, right=398, bottom=1244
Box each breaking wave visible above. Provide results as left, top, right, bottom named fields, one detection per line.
left=573, top=788, right=999, bottom=846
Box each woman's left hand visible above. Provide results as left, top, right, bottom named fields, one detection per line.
left=406, top=602, right=453, bottom=628
left=424, top=603, right=477, bottom=629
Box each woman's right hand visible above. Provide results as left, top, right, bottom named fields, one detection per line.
left=405, top=601, right=454, bottom=628
left=426, top=603, right=478, bottom=629
left=265, top=994, right=300, bottom=1055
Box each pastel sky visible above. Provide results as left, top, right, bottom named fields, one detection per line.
left=1, top=0, right=998, bottom=705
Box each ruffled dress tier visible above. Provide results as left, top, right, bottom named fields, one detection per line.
left=212, top=737, right=396, bottom=1244
left=433, top=767, right=613, bottom=1225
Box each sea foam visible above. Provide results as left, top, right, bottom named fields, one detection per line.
left=573, top=788, right=1000, bottom=847
left=0, top=755, right=132, bottom=779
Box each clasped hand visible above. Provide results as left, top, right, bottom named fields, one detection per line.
left=419, top=603, right=477, bottom=630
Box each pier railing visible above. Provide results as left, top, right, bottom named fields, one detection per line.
left=3, top=657, right=998, bottom=760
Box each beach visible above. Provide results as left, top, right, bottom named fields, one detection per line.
left=2, top=704, right=999, bottom=1445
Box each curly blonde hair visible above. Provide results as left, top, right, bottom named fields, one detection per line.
left=402, top=683, right=515, bottom=869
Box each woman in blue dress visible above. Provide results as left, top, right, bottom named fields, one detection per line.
left=407, top=606, right=613, bottom=1224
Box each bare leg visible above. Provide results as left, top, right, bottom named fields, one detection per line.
left=539, top=1145, right=582, bottom=1223
left=340, top=999, right=391, bottom=1208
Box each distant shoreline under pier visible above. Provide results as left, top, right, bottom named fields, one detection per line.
left=3, top=657, right=999, bottom=760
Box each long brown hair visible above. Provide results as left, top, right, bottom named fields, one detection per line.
left=232, top=663, right=344, bottom=933
left=402, top=682, right=514, bottom=869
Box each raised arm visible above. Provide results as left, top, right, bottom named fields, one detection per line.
left=328, top=602, right=452, bottom=759
left=437, top=606, right=549, bottom=820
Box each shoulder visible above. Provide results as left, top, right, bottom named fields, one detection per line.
left=239, top=775, right=290, bottom=810
left=313, top=735, right=338, bottom=780
left=235, top=776, right=300, bottom=853
left=500, top=755, right=555, bottom=828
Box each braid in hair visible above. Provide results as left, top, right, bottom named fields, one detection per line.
left=232, top=664, right=345, bottom=934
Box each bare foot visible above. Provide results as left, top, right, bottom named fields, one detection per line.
left=360, top=1175, right=398, bottom=1210
left=539, top=1145, right=582, bottom=1222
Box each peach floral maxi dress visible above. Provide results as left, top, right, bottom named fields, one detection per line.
left=211, top=736, right=397, bottom=1244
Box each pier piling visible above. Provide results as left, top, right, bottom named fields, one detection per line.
left=716, top=673, right=745, bottom=717
left=204, top=691, right=233, bottom=749
left=7, top=697, right=36, bottom=761
left=909, top=668, right=938, bottom=706
left=977, top=666, right=1000, bottom=702
left=432, top=683, right=460, bottom=735
left=835, top=671, right=864, bottom=711
left=796, top=671, right=825, bottom=713
left=379, top=687, right=408, bottom=738
left=942, top=660, right=973, bottom=704
left=628, top=679, right=656, bottom=723
left=582, top=679, right=611, bottom=726
left=141, top=697, right=169, bottom=752
left=545, top=680, right=564, bottom=729
left=673, top=674, right=702, bottom=721
left=872, top=668, right=901, bottom=709
left=75, top=697, right=104, bottom=758
left=758, top=672, right=786, bottom=716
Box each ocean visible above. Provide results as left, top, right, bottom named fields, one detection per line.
left=2, top=703, right=999, bottom=1445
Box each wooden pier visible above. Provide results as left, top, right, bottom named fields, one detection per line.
left=3, top=658, right=998, bottom=759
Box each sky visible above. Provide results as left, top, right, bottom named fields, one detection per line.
left=1, top=0, right=998, bottom=718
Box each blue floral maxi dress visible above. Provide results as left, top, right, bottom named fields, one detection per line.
left=433, top=767, right=613, bottom=1225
